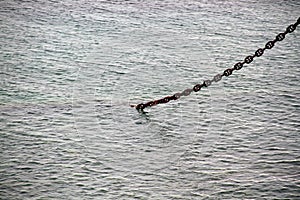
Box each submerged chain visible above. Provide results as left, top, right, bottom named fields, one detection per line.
left=132, top=17, right=300, bottom=112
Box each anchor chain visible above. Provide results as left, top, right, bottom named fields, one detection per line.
left=132, top=17, right=300, bottom=112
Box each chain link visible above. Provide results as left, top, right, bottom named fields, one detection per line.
left=132, top=17, right=300, bottom=112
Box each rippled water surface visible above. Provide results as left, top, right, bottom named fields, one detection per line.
left=1, top=0, right=300, bottom=199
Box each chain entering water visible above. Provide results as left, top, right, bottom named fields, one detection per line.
left=131, top=17, right=300, bottom=112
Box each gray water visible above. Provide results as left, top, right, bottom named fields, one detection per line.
left=1, top=0, right=300, bottom=199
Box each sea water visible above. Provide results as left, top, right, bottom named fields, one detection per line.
left=1, top=0, right=299, bottom=199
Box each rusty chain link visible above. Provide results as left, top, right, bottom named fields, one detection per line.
left=131, top=17, right=300, bottom=112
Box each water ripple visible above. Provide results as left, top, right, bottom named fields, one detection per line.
left=1, top=0, right=299, bottom=199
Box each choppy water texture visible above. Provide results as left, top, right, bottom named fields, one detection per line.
left=1, top=0, right=300, bottom=199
